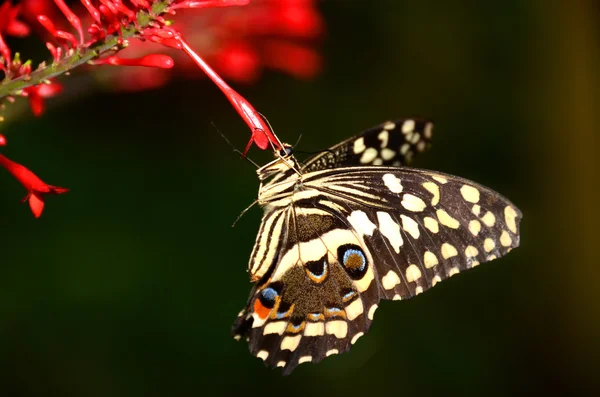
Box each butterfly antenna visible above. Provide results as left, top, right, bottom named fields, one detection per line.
left=232, top=199, right=259, bottom=228
left=257, top=112, right=286, bottom=155
left=211, top=122, right=260, bottom=168
left=293, top=133, right=303, bottom=149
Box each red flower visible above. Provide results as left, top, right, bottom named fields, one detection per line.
left=0, top=154, right=68, bottom=218
left=0, top=1, right=31, bottom=38
left=22, top=80, right=63, bottom=116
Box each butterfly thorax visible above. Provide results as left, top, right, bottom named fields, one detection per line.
left=256, top=151, right=302, bottom=207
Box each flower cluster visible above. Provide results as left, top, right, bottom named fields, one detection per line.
left=0, top=0, right=323, bottom=217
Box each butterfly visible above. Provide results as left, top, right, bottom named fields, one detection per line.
left=232, top=119, right=521, bottom=375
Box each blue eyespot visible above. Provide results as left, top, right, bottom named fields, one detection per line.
left=261, top=287, right=278, bottom=302
left=343, top=248, right=366, bottom=271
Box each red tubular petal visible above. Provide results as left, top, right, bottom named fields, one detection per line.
left=6, top=20, right=31, bottom=37
left=92, top=54, right=174, bottom=68
left=28, top=192, right=45, bottom=218
left=37, top=81, right=63, bottom=97
left=37, top=15, right=58, bottom=37
left=262, top=41, right=321, bottom=80
left=170, top=0, right=250, bottom=10
left=174, top=33, right=280, bottom=152
left=0, top=154, right=50, bottom=192
left=0, top=134, right=6, bottom=146
left=52, top=0, right=83, bottom=45
left=27, top=90, right=45, bottom=116
left=80, top=0, right=103, bottom=25
left=0, top=33, right=12, bottom=67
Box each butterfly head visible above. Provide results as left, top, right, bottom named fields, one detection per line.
left=257, top=142, right=301, bottom=182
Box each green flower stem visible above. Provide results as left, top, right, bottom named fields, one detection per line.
left=0, top=0, right=173, bottom=99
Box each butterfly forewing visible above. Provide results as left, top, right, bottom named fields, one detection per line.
left=302, top=119, right=433, bottom=172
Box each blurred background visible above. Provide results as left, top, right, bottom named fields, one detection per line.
left=0, top=1, right=598, bottom=396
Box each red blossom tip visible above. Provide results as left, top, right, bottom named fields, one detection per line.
left=0, top=134, right=6, bottom=146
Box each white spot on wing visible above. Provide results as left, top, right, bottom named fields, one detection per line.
left=402, top=194, right=427, bottom=212
left=405, top=264, right=422, bottom=282
left=432, top=275, right=442, bottom=286
left=505, top=206, right=518, bottom=234
left=484, top=238, right=496, bottom=252
left=383, top=121, right=396, bottom=130
left=299, top=356, right=312, bottom=364
left=423, top=182, right=440, bottom=205
left=373, top=157, right=383, bottom=165
left=448, top=267, right=460, bottom=277
left=351, top=332, right=364, bottom=344
left=263, top=321, right=287, bottom=335
left=469, top=219, right=481, bottom=236
left=402, top=119, right=415, bottom=133
left=378, top=130, right=389, bottom=148
left=382, top=270, right=401, bottom=290
left=368, top=304, right=378, bottom=320
left=360, top=147, right=378, bottom=163
left=353, top=137, right=366, bottom=154
left=441, top=243, right=458, bottom=259
left=460, top=185, right=480, bottom=203
left=257, top=350, right=269, bottom=361
left=424, top=217, right=439, bottom=233
left=382, top=173, right=403, bottom=193
left=424, top=123, right=433, bottom=138
left=304, top=322, right=324, bottom=336
left=401, top=215, right=420, bottom=239
left=377, top=212, right=403, bottom=253
left=465, top=246, right=479, bottom=257
left=432, top=175, right=448, bottom=184
left=381, top=148, right=396, bottom=160
left=345, top=299, right=364, bottom=321
left=437, top=209, right=460, bottom=229
left=424, top=251, right=439, bottom=268
left=348, top=211, right=376, bottom=236
left=326, top=321, right=348, bottom=338
left=481, top=211, right=496, bottom=227
left=326, top=349, right=339, bottom=357
left=500, top=230, right=512, bottom=246
left=281, top=335, right=302, bottom=351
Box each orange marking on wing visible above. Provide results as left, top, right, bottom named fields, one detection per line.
left=254, top=299, right=272, bottom=320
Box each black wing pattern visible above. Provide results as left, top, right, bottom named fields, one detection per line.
left=232, top=166, right=521, bottom=374
left=302, top=118, right=433, bottom=173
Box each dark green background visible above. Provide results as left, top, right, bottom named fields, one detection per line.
left=1, top=1, right=598, bottom=396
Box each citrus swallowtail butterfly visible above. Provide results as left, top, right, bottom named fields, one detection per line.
left=232, top=119, right=521, bottom=375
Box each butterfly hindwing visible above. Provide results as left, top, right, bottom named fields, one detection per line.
left=302, top=119, right=433, bottom=173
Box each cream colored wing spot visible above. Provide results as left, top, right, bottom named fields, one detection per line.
left=277, top=361, right=286, bottom=368
left=347, top=211, right=377, bottom=237
left=487, top=254, right=497, bottom=261
left=382, top=173, right=403, bottom=193
left=281, top=335, right=302, bottom=352
left=326, top=349, right=339, bottom=357
left=373, top=158, right=383, bottom=165
left=383, top=121, right=396, bottom=131
left=410, top=133, right=421, bottom=144
left=424, top=216, right=439, bottom=233
left=424, top=251, right=439, bottom=268
left=460, top=185, right=480, bottom=203
left=392, top=294, right=402, bottom=300
left=233, top=335, right=241, bottom=341
left=415, top=286, right=423, bottom=295
left=299, top=356, right=312, bottom=364
left=401, top=214, right=420, bottom=239
left=505, top=206, right=518, bottom=234
left=465, top=246, right=479, bottom=257
left=402, top=119, right=415, bottom=133
left=304, top=322, right=325, bottom=336
left=382, top=270, right=401, bottom=290
left=423, top=182, right=440, bottom=205
left=360, top=147, right=378, bottom=163
left=424, top=123, right=433, bottom=138
left=432, top=175, right=448, bottom=184
left=417, top=141, right=427, bottom=152
left=377, top=212, right=403, bottom=253
left=484, top=238, right=496, bottom=252
left=432, top=275, right=442, bottom=286
left=351, top=332, right=364, bottom=344
left=368, top=304, right=378, bottom=320
left=402, top=194, right=427, bottom=212
left=481, top=211, right=496, bottom=227
left=263, top=321, right=287, bottom=335
left=378, top=130, right=389, bottom=148
left=500, top=230, right=512, bottom=247
left=471, top=261, right=480, bottom=267
left=353, top=137, right=366, bottom=154
left=441, top=243, right=458, bottom=259
left=448, top=267, right=460, bottom=277
left=437, top=209, right=460, bottom=229
left=345, top=298, right=364, bottom=321
left=326, top=321, right=348, bottom=338
left=354, top=263, right=374, bottom=293
left=405, top=264, right=422, bottom=282
left=472, top=204, right=481, bottom=216
left=400, top=143, right=410, bottom=155
left=257, top=350, right=269, bottom=361
left=469, top=219, right=481, bottom=236
left=381, top=148, right=396, bottom=160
